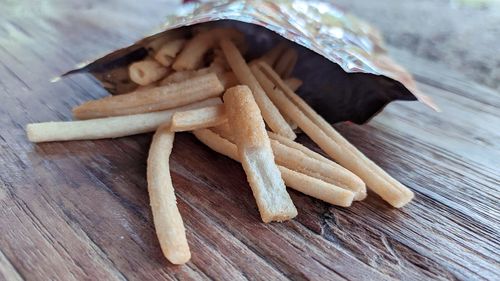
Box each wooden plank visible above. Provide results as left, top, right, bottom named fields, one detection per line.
left=0, top=248, right=24, bottom=281
left=0, top=0, right=499, bottom=280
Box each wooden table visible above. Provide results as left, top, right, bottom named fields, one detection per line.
left=1, top=1, right=498, bottom=280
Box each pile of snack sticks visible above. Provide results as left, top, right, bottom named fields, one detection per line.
left=27, top=26, right=414, bottom=264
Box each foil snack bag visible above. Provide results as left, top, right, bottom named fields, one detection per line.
left=63, top=0, right=435, bottom=124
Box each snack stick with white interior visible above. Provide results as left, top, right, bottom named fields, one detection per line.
left=154, top=39, right=186, bottom=67
left=220, top=38, right=296, bottom=140
left=223, top=85, right=297, bottom=222
left=271, top=139, right=366, bottom=200
left=258, top=62, right=414, bottom=207
left=27, top=98, right=221, bottom=143
left=129, top=60, right=169, bottom=86
left=147, top=126, right=190, bottom=264
left=274, top=48, right=298, bottom=78
left=171, top=105, right=227, bottom=132
left=283, top=77, right=303, bottom=92
left=193, top=128, right=354, bottom=207
left=173, top=28, right=244, bottom=71
left=209, top=122, right=365, bottom=198
left=73, top=73, right=224, bottom=119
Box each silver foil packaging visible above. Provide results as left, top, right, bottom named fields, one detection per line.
left=63, top=0, right=435, bottom=124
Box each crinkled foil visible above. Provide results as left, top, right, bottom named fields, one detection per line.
left=63, top=0, right=436, bottom=124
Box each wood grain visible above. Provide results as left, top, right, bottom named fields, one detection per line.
left=0, top=1, right=499, bottom=280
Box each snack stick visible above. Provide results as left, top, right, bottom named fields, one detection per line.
left=274, top=48, right=298, bottom=78
left=135, top=83, right=158, bottom=92
left=193, top=129, right=239, bottom=161
left=193, top=129, right=354, bottom=206
left=254, top=42, right=287, bottom=67
left=287, top=119, right=299, bottom=131
left=250, top=66, right=298, bottom=131
left=209, top=123, right=365, bottom=197
left=260, top=62, right=414, bottom=202
left=146, top=29, right=185, bottom=54
left=276, top=86, right=413, bottom=201
left=147, top=126, right=190, bottom=264
left=129, top=60, right=168, bottom=86
left=27, top=98, right=221, bottom=143
left=218, top=72, right=238, bottom=89
left=159, top=67, right=210, bottom=86
left=284, top=77, right=303, bottom=92
left=209, top=122, right=363, bottom=198
left=159, top=62, right=226, bottom=85
left=259, top=62, right=414, bottom=207
left=211, top=122, right=234, bottom=142
left=293, top=92, right=414, bottom=200
left=271, top=139, right=366, bottom=200
left=154, top=39, right=186, bottom=67
left=210, top=48, right=229, bottom=71
left=223, top=86, right=297, bottom=223
left=73, top=73, right=224, bottom=119
left=278, top=166, right=354, bottom=207
left=171, top=104, right=227, bottom=132
left=220, top=38, right=296, bottom=140
left=173, top=28, right=244, bottom=71
left=267, top=131, right=329, bottom=163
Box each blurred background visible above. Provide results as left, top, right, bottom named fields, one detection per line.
left=1, top=0, right=499, bottom=91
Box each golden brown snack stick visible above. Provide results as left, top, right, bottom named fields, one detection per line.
left=218, top=72, right=238, bottom=89
left=146, top=30, right=186, bottom=54
left=192, top=129, right=239, bottom=161
left=224, top=85, right=297, bottom=223
left=211, top=122, right=234, bottom=142
left=159, top=68, right=236, bottom=90
left=193, top=128, right=354, bottom=206
left=278, top=166, right=354, bottom=207
left=158, top=61, right=225, bottom=84
left=255, top=42, right=287, bottom=67
left=209, top=123, right=364, bottom=198
left=259, top=62, right=414, bottom=207
left=269, top=131, right=365, bottom=198
left=267, top=131, right=327, bottom=163
left=73, top=73, right=224, bottom=119
left=27, top=98, right=221, bottom=143
left=210, top=48, right=230, bottom=71
left=171, top=104, right=227, bottom=132
left=271, top=139, right=366, bottom=200
left=272, top=78, right=413, bottom=202
left=129, top=59, right=168, bottom=86
left=274, top=48, right=298, bottom=78
left=135, top=83, right=158, bottom=92
left=147, top=126, right=190, bottom=264
left=220, top=38, right=296, bottom=140
left=154, top=39, right=186, bottom=67
left=173, top=28, right=244, bottom=71
left=158, top=67, right=209, bottom=86
left=251, top=64, right=299, bottom=132
left=284, top=77, right=303, bottom=92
